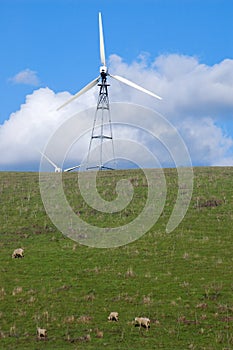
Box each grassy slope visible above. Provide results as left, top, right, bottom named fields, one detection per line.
left=0, top=167, right=233, bottom=349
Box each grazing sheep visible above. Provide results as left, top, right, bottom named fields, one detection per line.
left=12, top=248, right=24, bottom=259
left=135, top=317, right=150, bottom=330
left=108, top=312, right=119, bottom=322
left=37, top=327, right=47, bottom=339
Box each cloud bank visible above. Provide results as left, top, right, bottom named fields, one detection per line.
left=1, top=54, right=233, bottom=170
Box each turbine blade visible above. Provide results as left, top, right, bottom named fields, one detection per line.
left=99, top=12, right=106, bottom=66
left=64, top=165, right=80, bottom=172
left=39, top=150, right=59, bottom=169
left=109, top=74, right=162, bottom=100
left=57, top=77, right=99, bottom=110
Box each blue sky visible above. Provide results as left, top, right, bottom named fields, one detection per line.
left=0, top=0, right=233, bottom=170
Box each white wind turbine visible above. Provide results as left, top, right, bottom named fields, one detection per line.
left=39, top=150, right=80, bottom=172
left=57, top=12, right=162, bottom=170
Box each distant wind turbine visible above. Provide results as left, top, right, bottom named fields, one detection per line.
left=39, top=150, right=80, bottom=172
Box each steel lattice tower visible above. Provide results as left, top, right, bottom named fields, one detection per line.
left=86, top=71, right=116, bottom=170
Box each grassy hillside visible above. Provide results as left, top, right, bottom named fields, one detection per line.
left=0, top=167, right=233, bottom=349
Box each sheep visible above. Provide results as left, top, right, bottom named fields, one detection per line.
left=37, top=327, right=47, bottom=339
left=12, top=248, right=24, bottom=259
left=134, top=317, right=150, bottom=330
left=108, top=312, right=119, bottom=322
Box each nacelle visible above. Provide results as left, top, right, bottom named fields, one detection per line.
left=100, top=65, right=108, bottom=74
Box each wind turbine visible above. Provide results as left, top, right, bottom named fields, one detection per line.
left=39, top=150, right=80, bottom=172
left=57, top=12, right=162, bottom=170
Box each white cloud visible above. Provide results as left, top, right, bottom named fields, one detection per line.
left=179, top=117, right=233, bottom=166
left=109, top=54, right=233, bottom=119
left=108, top=53, right=233, bottom=166
left=9, top=69, right=40, bottom=86
left=1, top=54, right=233, bottom=170
left=0, top=86, right=97, bottom=170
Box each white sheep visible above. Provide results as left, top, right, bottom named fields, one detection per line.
left=37, top=327, right=47, bottom=339
left=12, top=248, right=24, bottom=258
left=135, top=317, right=150, bottom=330
left=108, top=312, right=119, bottom=322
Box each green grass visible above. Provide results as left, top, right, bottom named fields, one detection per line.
left=0, top=167, right=233, bottom=349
